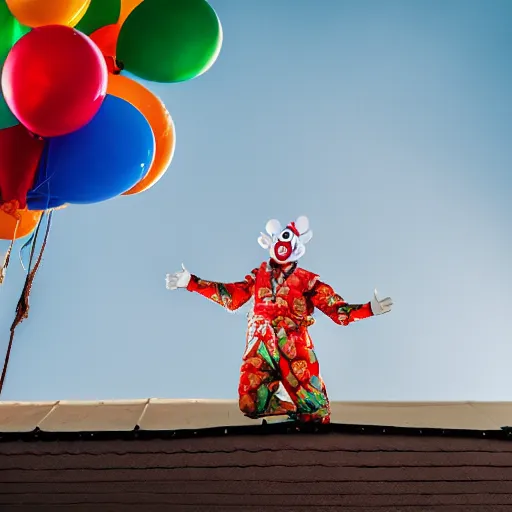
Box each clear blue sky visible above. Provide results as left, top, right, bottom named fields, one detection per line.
left=1, top=0, right=511, bottom=402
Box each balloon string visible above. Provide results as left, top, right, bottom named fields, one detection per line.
left=0, top=211, right=53, bottom=397
left=0, top=200, right=21, bottom=285
left=30, top=143, right=54, bottom=195
left=19, top=231, right=36, bottom=273
left=18, top=140, right=53, bottom=273
left=0, top=222, right=20, bottom=284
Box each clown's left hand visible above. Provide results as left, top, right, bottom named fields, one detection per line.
left=371, top=289, right=393, bottom=315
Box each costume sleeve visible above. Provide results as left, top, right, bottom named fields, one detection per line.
left=309, top=279, right=373, bottom=326
left=186, top=268, right=258, bottom=311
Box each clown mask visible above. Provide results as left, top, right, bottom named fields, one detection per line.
left=257, top=216, right=313, bottom=264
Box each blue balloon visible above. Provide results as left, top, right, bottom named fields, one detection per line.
left=27, top=95, right=155, bottom=209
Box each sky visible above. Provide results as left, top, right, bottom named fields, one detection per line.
left=0, top=0, right=511, bottom=403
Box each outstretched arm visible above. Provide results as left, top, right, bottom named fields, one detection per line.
left=309, top=280, right=373, bottom=325
left=166, top=264, right=258, bottom=311
left=187, top=269, right=258, bottom=311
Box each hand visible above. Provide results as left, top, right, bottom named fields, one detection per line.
left=371, top=289, right=393, bottom=315
left=165, top=263, right=191, bottom=290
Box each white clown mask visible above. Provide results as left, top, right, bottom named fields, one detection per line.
left=257, top=216, right=313, bottom=264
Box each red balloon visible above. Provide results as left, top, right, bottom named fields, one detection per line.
left=1, top=25, right=108, bottom=138
left=0, top=125, right=45, bottom=209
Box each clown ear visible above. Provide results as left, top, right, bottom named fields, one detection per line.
left=265, top=219, right=282, bottom=236
left=299, top=230, right=313, bottom=245
left=258, top=233, right=272, bottom=249
left=295, top=215, right=310, bottom=234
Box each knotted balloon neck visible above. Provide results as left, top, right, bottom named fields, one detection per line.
left=112, top=59, right=124, bottom=75
left=0, top=199, right=21, bottom=220
left=28, top=131, right=44, bottom=141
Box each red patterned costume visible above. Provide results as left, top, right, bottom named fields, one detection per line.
left=187, top=260, right=373, bottom=423
left=166, top=216, right=393, bottom=424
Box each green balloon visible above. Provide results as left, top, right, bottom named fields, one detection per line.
left=75, top=0, right=121, bottom=36
left=116, top=0, right=223, bottom=83
left=0, top=3, right=30, bottom=130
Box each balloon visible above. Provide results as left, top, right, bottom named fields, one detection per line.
left=0, top=3, right=29, bottom=130
left=0, top=208, right=42, bottom=240
left=119, top=0, right=143, bottom=25
left=5, top=0, right=91, bottom=28
left=27, top=95, right=155, bottom=209
left=0, top=125, right=45, bottom=209
left=87, top=0, right=140, bottom=65
left=107, top=74, right=175, bottom=195
left=1, top=25, right=108, bottom=138
left=75, top=0, right=121, bottom=35
left=89, top=23, right=121, bottom=74
left=116, top=0, right=223, bottom=83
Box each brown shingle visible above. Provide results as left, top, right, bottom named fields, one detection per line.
left=2, top=430, right=512, bottom=510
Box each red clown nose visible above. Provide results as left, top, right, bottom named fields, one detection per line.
left=273, top=241, right=292, bottom=261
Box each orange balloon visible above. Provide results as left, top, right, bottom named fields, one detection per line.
left=119, top=0, right=143, bottom=25
left=6, top=0, right=91, bottom=28
left=0, top=208, right=42, bottom=240
left=107, top=74, right=175, bottom=195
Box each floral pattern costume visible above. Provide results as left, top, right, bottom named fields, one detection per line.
left=166, top=215, right=393, bottom=424
left=187, top=259, right=373, bottom=424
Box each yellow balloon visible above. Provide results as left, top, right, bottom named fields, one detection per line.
left=6, top=0, right=91, bottom=28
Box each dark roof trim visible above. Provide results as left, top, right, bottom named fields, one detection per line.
left=2, top=421, right=512, bottom=443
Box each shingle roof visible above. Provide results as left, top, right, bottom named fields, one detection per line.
left=2, top=400, right=512, bottom=511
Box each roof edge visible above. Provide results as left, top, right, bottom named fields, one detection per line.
left=1, top=399, right=512, bottom=434
left=1, top=421, right=512, bottom=443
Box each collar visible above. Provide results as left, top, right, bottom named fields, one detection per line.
left=268, top=259, right=297, bottom=275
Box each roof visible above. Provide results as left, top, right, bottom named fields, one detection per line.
left=1, top=399, right=512, bottom=435
left=2, top=400, right=512, bottom=511
left=4, top=432, right=512, bottom=511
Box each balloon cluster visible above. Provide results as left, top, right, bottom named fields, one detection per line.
left=0, top=0, right=223, bottom=241
left=0, top=0, right=223, bottom=395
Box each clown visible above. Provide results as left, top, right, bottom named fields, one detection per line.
left=166, top=216, right=393, bottom=424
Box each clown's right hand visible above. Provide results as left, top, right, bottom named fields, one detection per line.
left=165, top=264, right=191, bottom=290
